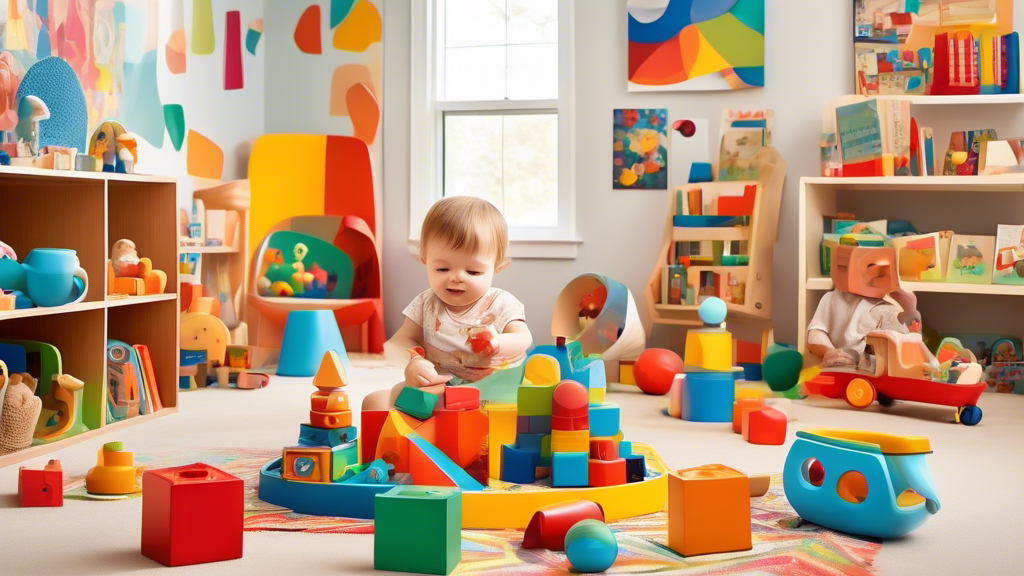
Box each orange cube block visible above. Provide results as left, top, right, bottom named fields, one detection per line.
left=742, top=407, right=787, bottom=445
left=732, top=397, right=764, bottom=434
left=668, top=464, right=751, bottom=557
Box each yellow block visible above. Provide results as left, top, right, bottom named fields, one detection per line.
left=735, top=386, right=764, bottom=400
left=684, top=329, right=733, bottom=371
left=486, top=404, right=518, bottom=479
left=588, top=386, right=606, bottom=404
left=551, top=429, right=589, bottom=453
left=619, top=362, right=636, bottom=385
left=524, top=354, right=561, bottom=386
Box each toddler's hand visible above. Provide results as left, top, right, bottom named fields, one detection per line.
left=466, top=325, right=500, bottom=358
left=404, top=356, right=452, bottom=387
left=823, top=348, right=859, bottom=368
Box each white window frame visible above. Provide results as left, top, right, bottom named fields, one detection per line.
left=409, top=0, right=580, bottom=259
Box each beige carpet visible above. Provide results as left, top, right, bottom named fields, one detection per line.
left=1, top=354, right=1021, bottom=575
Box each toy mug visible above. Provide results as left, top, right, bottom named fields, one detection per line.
left=22, top=248, right=88, bottom=307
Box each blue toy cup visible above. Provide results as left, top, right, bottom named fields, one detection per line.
left=679, top=370, right=735, bottom=422
left=23, top=248, right=88, bottom=307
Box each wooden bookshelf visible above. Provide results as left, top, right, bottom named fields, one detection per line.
left=0, top=167, right=179, bottom=468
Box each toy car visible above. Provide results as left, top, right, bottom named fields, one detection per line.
left=803, top=330, right=985, bottom=425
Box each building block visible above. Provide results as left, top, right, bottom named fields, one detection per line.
left=408, top=434, right=484, bottom=491
left=618, top=440, right=634, bottom=458
left=360, top=410, right=388, bottom=463
left=517, top=384, right=556, bottom=416
left=625, top=455, right=646, bottom=483
left=552, top=451, right=589, bottom=487
left=678, top=371, right=735, bottom=422
left=736, top=340, right=762, bottom=364
left=298, top=423, right=357, bottom=447
left=309, top=388, right=350, bottom=412
left=683, top=329, right=733, bottom=371
left=589, top=385, right=606, bottom=404
left=619, top=360, right=636, bottom=385
left=309, top=408, right=352, bottom=429
left=524, top=354, right=561, bottom=385
left=688, top=161, right=713, bottom=183
left=375, top=410, right=421, bottom=473
left=432, top=409, right=489, bottom=468
left=589, top=437, right=618, bottom=461
left=540, top=434, right=552, bottom=467
left=588, top=458, right=626, bottom=487
left=551, top=429, right=590, bottom=453
left=732, top=397, right=764, bottom=434
left=396, top=386, right=439, bottom=420
left=517, top=414, right=530, bottom=432
left=374, top=486, right=461, bottom=575
left=551, top=414, right=589, bottom=431
left=516, top=432, right=546, bottom=452
left=444, top=386, right=480, bottom=410
left=588, top=403, right=620, bottom=437
left=141, top=463, right=243, bottom=567
left=668, top=464, right=751, bottom=557
left=415, top=417, right=438, bottom=445
left=552, top=380, right=589, bottom=421
left=501, top=443, right=540, bottom=484
left=528, top=414, right=552, bottom=433
left=18, top=460, right=63, bottom=507
left=742, top=407, right=787, bottom=445
left=522, top=499, right=605, bottom=550
left=282, top=446, right=331, bottom=483
left=486, top=405, right=518, bottom=479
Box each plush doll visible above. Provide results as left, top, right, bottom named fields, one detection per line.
left=111, top=238, right=141, bottom=277
left=0, top=371, right=42, bottom=455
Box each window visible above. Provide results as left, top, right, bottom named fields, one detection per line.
left=410, top=0, right=578, bottom=258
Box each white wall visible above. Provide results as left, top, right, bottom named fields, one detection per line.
left=383, top=1, right=1024, bottom=349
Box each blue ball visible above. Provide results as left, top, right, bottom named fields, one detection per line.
left=698, top=297, right=727, bottom=325
left=565, top=519, right=617, bottom=573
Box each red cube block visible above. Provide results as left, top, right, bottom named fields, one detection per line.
left=142, top=463, right=243, bottom=566
left=742, top=407, right=787, bottom=445
left=589, top=438, right=617, bottom=461
left=444, top=386, right=480, bottom=410
left=19, top=460, right=63, bottom=507
left=588, top=458, right=626, bottom=487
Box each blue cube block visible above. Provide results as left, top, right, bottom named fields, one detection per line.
left=515, top=432, right=546, bottom=452
left=298, top=424, right=358, bottom=447
left=588, top=403, right=620, bottom=437
left=552, top=451, right=589, bottom=487
left=528, top=415, right=552, bottom=433
left=501, top=444, right=540, bottom=484
left=618, top=440, right=634, bottom=458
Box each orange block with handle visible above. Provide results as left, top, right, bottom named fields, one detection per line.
left=732, top=397, right=764, bottom=434
left=668, top=464, right=751, bottom=557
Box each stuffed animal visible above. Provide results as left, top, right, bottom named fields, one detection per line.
left=0, top=370, right=42, bottom=455
left=111, top=239, right=141, bottom=277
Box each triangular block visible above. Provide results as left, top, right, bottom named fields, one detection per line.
left=313, top=350, right=347, bottom=389
left=374, top=410, right=422, bottom=472
left=415, top=416, right=437, bottom=446
left=408, top=434, right=484, bottom=491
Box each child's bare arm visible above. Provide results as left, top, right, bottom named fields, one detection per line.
left=494, top=320, right=533, bottom=357
left=384, top=317, right=426, bottom=368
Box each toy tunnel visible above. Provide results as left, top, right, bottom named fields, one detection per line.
left=550, top=274, right=645, bottom=362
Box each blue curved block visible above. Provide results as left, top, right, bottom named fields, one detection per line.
left=501, top=444, right=540, bottom=484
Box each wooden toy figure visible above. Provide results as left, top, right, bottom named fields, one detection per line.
left=89, top=120, right=130, bottom=173
left=808, top=245, right=920, bottom=369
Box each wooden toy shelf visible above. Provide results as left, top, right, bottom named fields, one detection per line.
left=0, top=166, right=179, bottom=468
left=797, top=175, right=1024, bottom=353
left=645, top=147, right=786, bottom=333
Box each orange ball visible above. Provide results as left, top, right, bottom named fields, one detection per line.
left=634, top=348, right=684, bottom=395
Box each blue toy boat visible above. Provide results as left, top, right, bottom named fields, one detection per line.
left=783, top=428, right=940, bottom=539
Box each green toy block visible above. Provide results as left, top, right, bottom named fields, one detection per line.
left=374, top=486, right=462, bottom=575
left=517, top=384, right=555, bottom=416
left=395, top=386, right=439, bottom=420
left=539, top=434, right=552, bottom=467
left=763, top=348, right=803, bottom=392
left=330, top=441, right=359, bottom=482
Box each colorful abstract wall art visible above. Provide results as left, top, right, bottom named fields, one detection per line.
left=627, top=0, right=765, bottom=91
left=613, top=108, right=668, bottom=189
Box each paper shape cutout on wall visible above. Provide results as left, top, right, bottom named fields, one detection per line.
left=164, top=104, right=186, bottom=151
left=627, top=0, right=765, bottom=91
left=166, top=29, right=186, bottom=74
left=37, top=23, right=51, bottom=59
left=295, top=5, right=323, bottom=54
left=347, top=82, right=380, bottom=145
left=247, top=19, right=264, bottom=55
left=123, top=0, right=147, bottom=64
left=332, top=0, right=357, bottom=28
left=192, top=0, right=215, bottom=55
left=0, top=52, right=25, bottom=131
left=122, top=51, right=165, bottom=147
left=613, top=108, right=669, bottom=189
left=333, top=0, right=381, bottom=52
left=187, top=129, right=224, bottom=179
left=225, top=11, right=243, bottom=90
left=670, top=118, right=710, bottom=186
left=15, top=56, right=89, bottom=151
left=331, top=64, right=376, bottom=116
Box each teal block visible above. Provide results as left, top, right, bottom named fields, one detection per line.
left=552, top=451, right=588, bottom=487
left=517, top=384, right=555, bottom=416
left=374, top=486, right=461, bottom=575
left=396, top=386, right=439, bottom=420
left=407, top=434, right=484, bottom=491
left=515, top=432, right=546, bottom=452
left=298, top=424, right=357, bottom=447
left=589, top=403, right=620, bottom=437
left=571, top=356, right=606, bottom=389
left=618, top=440, right=634, bottom=458
left=330, top=441, right=359, bottom=482
left=501, top=444, right=539, bottom=484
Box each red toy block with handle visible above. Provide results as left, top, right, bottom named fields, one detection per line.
left=742, top=407, right=787, bottom=445
left=19, top=460, right=63, bottom=507
left=589, top=438, right=617, bottom=461
left=444, top=386, right=480, bottom=410
left=141, top=463, right=243, bottom=567
left=522, top=499, right=605, bottom=551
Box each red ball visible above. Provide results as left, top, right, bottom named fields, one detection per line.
left=633, top=348, right=684, bottom=395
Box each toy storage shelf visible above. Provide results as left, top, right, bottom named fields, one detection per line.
left=672, top=227, right=750, bottom=242
left=181, top=246, right=238, bottom=254
left=797, top=175, right=1024, bottom=353
left=871, top=94, right=1024, bottom=105
left=0, top=168, right=179, bottom=469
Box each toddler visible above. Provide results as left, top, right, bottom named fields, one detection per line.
left=362, top=197, right=533, bottom=410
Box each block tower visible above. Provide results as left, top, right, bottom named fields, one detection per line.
left=669, top=297, right=737, bottom=423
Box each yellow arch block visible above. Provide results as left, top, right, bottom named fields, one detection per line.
left=524, top=354, right=561, bottom=386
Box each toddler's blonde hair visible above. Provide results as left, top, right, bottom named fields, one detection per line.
left=420, top=196, right=509, bottom=269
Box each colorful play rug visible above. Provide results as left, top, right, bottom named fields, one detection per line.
left=63, top=447, right=880, bottom=575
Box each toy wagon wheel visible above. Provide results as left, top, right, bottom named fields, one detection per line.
left=877, top=393, right=895, bottom=407
left=958, top=405, right=982, bottom=426
left=844, top=378, right=876, bottom=409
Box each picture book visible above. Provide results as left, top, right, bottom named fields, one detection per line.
left=893, top=232, right=943, bottom=281
left=717, top=128, right=763, bottom=181
left=836, top=99, right=883, bottom=175
left=946, top=235, right=994, bottom=284
left=993, top=224, right=1024, bottom=284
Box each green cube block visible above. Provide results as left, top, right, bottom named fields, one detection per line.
left=517, top=384, right=555, bottom=416
left=330, top=441, right=359, bottom=482
left=374, top=486, right=462, bottom=575
left=395, top=386, right=439, bottom=420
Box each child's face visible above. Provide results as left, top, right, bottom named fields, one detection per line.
left=423, top=242, right=497, bottom=308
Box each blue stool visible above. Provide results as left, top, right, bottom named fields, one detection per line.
left=277, top=310, right=351, bottom=377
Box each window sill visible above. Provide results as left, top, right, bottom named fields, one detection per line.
left=407, top=236, right=583, bottom=260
